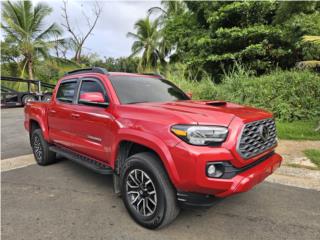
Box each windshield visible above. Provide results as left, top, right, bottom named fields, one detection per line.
left=109, top=76, right=190, bottom=104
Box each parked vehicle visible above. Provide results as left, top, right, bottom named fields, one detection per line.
left=24, top=67, right=282, bottom=229
left=1, top=76, right=54, bottom=107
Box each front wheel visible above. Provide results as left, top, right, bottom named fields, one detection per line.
left=121, top=152, right=180, bottom=229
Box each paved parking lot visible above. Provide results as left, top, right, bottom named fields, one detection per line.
left=1, top=108, right=320, bottom=239
left=2, top=159, right=320, bottom=240
left=1, top=108, right=31, bottom=159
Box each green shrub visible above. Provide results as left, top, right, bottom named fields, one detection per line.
left=218, top=68, right=320, bottom=121
left=167, top=64, right=320, bottom=121
left=165, top=64, right=219, bottom=100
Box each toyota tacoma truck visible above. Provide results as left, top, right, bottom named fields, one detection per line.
left=24, top=67, right=282, bottom=229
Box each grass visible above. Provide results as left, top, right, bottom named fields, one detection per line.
left=276, top=120, right=320, bottom=140
left=303, top=149, right=320, bottom=168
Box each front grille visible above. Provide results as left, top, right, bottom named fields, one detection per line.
left=237, top=118, right=277, bottom=159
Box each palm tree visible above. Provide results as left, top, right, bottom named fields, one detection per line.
left=1, top=0, right=62, bottom=80
left=127, top=17, right=162, bottom=72
left=148, top=0, right=186, bottom=22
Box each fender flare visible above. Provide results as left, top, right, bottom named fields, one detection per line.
left=28, top=107, right=50, bottom=141
left=112, top=129, right=181, bottom=186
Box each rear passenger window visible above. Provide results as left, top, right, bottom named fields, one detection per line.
left=56, top=81, right=77, bottom=103
left=79, top=80, right=105, bottom=96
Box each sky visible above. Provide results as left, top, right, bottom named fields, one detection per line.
left=29, top=0, right=161, bottom=58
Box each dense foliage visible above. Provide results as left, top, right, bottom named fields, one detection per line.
left=92, top=57, right=140, bottom=73
left=169, top=66, right=320, bottom=121
left=162, top=1, right=320, bottom=79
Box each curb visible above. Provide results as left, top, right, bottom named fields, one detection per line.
left=266, top=166, right=320, bottom=191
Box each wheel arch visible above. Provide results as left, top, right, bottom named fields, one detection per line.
left=28, top=116, right=50, bottom=141
left=112, top=131, right=181, bottom=187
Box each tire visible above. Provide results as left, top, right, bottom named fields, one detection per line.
left=22, top=94, right=36, bottom=105
left=42, top=94, right=52, bottom=102
left=121, top=152, right=180, bottom=229
left=31, top=129, right=57, bottom=166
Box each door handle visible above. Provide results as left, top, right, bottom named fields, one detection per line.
left=49, top=109, right=56, bottom=114
left=71, top=113, right=80, bottom=119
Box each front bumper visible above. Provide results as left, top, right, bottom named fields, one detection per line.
left=212, top=152, right=282, bottom=197
left=170, top=142, right=282, bottom=199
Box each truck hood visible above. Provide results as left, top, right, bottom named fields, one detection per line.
left=137, top=100, right=272, bottom=126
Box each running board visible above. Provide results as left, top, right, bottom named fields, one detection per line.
left=49, top=146, right=113, bottom=175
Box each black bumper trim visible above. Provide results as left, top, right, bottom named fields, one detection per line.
left=207, top=151, right=275, bottom=179
left=177, top=191, right=218, bottom=207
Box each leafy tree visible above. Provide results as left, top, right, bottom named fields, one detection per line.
left=1, top=0, right=62, bottom=79
left=148, top=0, right=186, bottom=24
left=159, top=1, right=320, bottom=79
left=127, top=17, right=163, bottom=72
left=102, top=57, right=139, bottom=73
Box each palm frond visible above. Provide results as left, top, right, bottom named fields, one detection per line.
left=35, top=23, right=63, bottom=41
left=31, top=2, right=52, bottom=34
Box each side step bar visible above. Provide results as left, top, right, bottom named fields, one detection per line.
left=49, top=146, right=113, bottom=175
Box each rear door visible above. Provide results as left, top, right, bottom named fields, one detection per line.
left=68, top=77, right=115, bottom=163
left=47, top=79, right=79, bottom=148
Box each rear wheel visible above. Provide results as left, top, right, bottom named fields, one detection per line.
left=22, top=94, right=36, bottom=105
left=31, top=129, right=57, bottom=165
left=121, top=152, right=180, bottom=229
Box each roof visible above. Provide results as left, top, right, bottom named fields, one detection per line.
left=108, top=72, right=161, bottom=78
left=63, top=67, right=163, bottom=79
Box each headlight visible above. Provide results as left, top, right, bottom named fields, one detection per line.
left=171, top=125, right=228, bottom=145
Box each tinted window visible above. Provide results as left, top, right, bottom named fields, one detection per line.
left=56, top=81, right=77, bottom=103
left=109, top=76, right=189, bottom=104
left=79, top=80, right=105, bottom=96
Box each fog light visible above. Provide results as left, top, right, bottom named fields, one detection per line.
left=207, top=165, right=216, bottom=175
left=206, top=163, right=224, bottom=178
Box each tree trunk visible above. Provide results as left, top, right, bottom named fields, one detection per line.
left=28, top=59, right=34, bottom=80
left=75, top=45, right=82, bottom=64
left=74, top=49, right=79, bottom=63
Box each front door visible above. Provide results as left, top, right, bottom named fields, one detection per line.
left=69, top=78, right=114, bottom=163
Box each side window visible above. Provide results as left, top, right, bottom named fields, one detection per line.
left=79, top=79, right=107, bottom=101
left=56, top=81, right=77, bottom=103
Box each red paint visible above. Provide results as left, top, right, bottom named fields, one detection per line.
left=24, top=72, right=282, bottom=197
left=79, top=92, right=105, bottom=103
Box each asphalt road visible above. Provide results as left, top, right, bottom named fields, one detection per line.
left=2, top=160, right=320, bottom=240
left=1, top=108, right=32, bottom=159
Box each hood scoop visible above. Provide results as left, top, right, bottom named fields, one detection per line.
left=205, top=101, right=227, bottom=106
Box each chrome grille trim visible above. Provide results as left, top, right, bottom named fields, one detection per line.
left=237, top=118, right=277, bottom=159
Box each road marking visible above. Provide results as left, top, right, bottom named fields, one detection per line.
left=1, top=154, right=35, bottom=172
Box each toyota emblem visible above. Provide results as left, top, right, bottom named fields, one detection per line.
left=259, top=125, right=269, bottom=142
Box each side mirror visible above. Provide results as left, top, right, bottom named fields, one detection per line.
left=186, top=92, right=193, bottom=99
left=79, top=92, right=109, bottom=107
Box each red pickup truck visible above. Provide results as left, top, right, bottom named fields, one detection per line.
left=24, top=67, right=282, bottom=229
